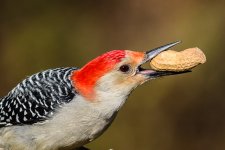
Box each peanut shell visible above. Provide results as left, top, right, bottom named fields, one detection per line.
left=150, top=47, right=206, bottom=72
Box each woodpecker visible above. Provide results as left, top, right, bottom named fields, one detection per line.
left=0, top=41, right=186, bottom=150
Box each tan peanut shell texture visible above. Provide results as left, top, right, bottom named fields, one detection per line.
left=150, top=47, right=206, bottom=72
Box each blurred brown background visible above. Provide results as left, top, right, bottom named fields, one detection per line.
left=1, top=0, right=225, bottom=150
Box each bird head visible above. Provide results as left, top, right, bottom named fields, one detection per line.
left=72, top=41, right=185, bottom=101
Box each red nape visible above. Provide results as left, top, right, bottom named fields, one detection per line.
left=71, top=50, right=126, bottom=100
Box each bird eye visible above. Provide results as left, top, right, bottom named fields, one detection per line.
left=119, top=65, right=131, bottom=73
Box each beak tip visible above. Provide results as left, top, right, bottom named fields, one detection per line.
left=174, top=40, right=182, bottom=45
left=146, top=40, right=182, bottom=61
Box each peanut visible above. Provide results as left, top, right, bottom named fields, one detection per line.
left=150, top=47, right=206, bottom=72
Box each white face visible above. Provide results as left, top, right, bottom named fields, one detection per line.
left=95, top=56, right=149, bottom=101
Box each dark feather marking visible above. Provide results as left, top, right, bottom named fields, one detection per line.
left=0, top=67, right=78, bottom=127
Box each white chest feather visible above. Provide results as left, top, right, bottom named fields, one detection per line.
left=0, top=94, right=127, bottom=150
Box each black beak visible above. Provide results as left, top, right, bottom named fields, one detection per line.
left=138, top=41, right=191, bottom=78
left=144, top=41, right=181, bottom=63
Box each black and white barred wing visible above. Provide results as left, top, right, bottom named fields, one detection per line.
left=0, top=67, right=78, bottom=127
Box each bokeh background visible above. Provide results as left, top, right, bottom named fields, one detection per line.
left=1, top=0, right=225, bottom=150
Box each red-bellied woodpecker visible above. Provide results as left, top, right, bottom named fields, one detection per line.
left=0, top=41, right=186, bottom=150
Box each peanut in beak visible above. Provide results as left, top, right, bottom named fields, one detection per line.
left=149, top=47, right=206, bottom=72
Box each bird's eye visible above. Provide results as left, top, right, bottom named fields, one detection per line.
left=119, top=65, right=131, bottom=73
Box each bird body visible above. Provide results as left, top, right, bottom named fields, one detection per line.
left=0, top=42, right=183, bottom=150
left=0, top=94, right=119, bottom=150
